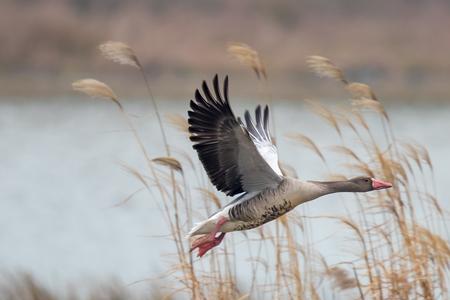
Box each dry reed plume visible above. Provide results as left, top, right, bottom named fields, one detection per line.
left=98, top=41, right=141, bottom=68
left=227, top=42, right=267, bottom=80
left=72, top=78, right=122, bottom=109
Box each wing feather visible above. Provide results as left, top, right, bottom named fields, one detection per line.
left=244, top=105, right=282, bottom=176
left=188, top=75, right=282, bottom=196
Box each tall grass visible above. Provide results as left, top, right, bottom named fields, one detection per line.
left=72, top=42, right=449, bottom=300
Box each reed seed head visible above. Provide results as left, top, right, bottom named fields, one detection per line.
left=72, top=79, right=123, bottom=109
left=306, top=55, right=348, bottom=84
left=227, top=42, right=267, bottom=80
left=99, top=41, right=141, bottom=68
left=152, top=157, right=183, bottom=172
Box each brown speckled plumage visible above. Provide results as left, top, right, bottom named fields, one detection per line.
left=232, top=199, right=293, bottom=231
left=227, top=179, right=295, bottom=231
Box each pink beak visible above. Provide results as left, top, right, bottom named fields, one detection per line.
left=371, top=178, right=393, bottom=190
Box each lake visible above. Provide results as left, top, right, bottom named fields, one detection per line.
left=1, top=96, right=449, bottom=296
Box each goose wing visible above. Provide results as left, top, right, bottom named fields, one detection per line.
left=244, top=105, right=282, bottom=178
left=188, top=75, right=283, bottom=196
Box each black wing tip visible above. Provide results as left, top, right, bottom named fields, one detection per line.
left=244, top=110, right=253, bottom=127
left=263, top=105, right=270, bottom=130
left=223, top=75, right=229, bottom=102
left=188, top=74, right=233, bottom=122
left=194, top=89, right=204, bottom=102
left=212, top=73, right=228, bottom=80
left=213, top=74, right=219, bottom=85
left=212, top=74, right=228, bottom=87
left=205, top=74, right=230, bottom=99
left=255, top=105, right=262, bottom=121
left=195, top=74, right=229, bottom=105
left=201, top=80, right=212, bottom=100
left=201, top=79, right=210, bottom=90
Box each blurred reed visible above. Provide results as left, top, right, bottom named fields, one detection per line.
left=68, top=43, right=449, bottom=300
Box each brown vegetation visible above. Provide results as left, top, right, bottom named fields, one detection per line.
left=2, top=0, right=450, bottom=100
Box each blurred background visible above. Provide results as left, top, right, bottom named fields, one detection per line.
left=1, top=0, right=449, bottom=299
left=2, top=0, right=450, bottom=100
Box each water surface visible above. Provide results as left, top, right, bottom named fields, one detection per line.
left=1, top=97, right=449, bottom=294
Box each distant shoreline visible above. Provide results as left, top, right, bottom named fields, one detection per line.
left=1, top=72, right=449, bottom=104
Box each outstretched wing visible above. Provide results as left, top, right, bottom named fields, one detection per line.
left=188, top=75, right=283, bottom=196
left=244, top=105, right=282, bottom=176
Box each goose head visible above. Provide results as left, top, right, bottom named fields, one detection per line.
left=348, top=176, right=392, bottom=192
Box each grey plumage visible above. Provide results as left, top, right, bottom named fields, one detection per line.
left=187, top=75, right=392, bottom=241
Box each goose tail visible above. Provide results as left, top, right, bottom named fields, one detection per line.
left=186, top=209, right=230, bottom=238
left=186, top=219, right=212, bottom=238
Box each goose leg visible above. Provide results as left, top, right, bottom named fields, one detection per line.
left=190, top=217, right=228, bottom=257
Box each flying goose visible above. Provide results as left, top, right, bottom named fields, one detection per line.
left=187, top=75, right=392, bottom=257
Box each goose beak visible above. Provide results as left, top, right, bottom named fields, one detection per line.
left=371, top=178, right=392, bottom=190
